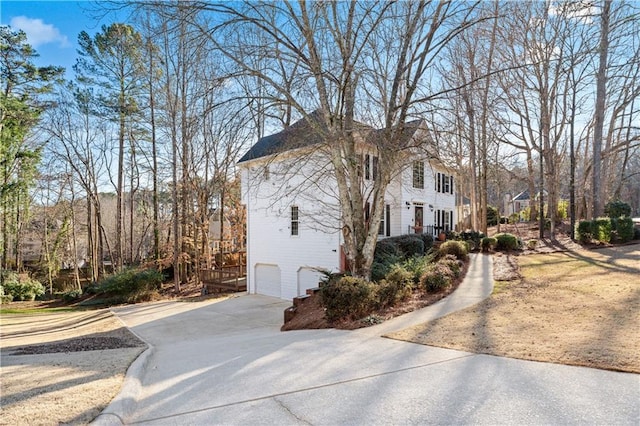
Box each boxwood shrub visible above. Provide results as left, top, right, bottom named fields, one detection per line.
left=494, top=233, right=519, bottom=251
left=320, top=276, right=377, bottom=321
left=611, top=217, right=634, bottom=243
left=592, top=217, right=612, bottom=243
left=605, top=200, right=631, bottom=218
left=481, top=237, right=497, bottom=252
left=576, top=220, right=593, bottom=243
left=376, top=266, right=413, bottom=309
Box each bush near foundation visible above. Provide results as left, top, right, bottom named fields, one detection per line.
left=320, top=276, right=377, bottom=321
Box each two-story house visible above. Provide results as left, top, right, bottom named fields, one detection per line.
left=238, top=112, right=456, bottom=300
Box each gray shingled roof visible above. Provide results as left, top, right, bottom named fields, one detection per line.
left=237, top=111, right=328, bottom=163
left=237, top=110, right=425, bottom=164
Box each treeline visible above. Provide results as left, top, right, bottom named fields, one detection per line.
left=1, top=1, right=638, bottom=289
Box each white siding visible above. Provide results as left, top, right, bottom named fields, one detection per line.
left=240, top=142, right=458, bottom=300
left=241, top=155, right=341, bottom=300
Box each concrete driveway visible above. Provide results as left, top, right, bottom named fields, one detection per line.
left=97, top=255, right=639, bottom=425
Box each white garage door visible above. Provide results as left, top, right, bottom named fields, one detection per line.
left=298, top=267, right=321, bottom=296
left=255, top=264, right=281, bottom=298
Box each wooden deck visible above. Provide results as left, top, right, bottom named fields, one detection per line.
left=199, top=266, right=247, bottom=293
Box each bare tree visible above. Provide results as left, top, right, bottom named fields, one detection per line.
left=184, top=1, right=481, bottom=279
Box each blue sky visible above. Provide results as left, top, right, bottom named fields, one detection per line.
left=1, top=1, right=125, bottom=77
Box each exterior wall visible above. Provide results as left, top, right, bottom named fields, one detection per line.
left=241, top=155, right=341, bottom=300
left=395, top=160, right=457, bottom=237
left=241, top=148, right=457, bottom=300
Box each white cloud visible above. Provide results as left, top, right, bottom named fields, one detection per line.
left=10, top=16, right=70, bottom=48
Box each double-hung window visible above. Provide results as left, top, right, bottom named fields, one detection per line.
left=363, top=154, right=378, bottom=181
left=291, top=206, right=299, bottom=236
left=413, top=161, right=424, bottom=189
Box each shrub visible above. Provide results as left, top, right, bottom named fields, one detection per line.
left=62, top=289, right=82, bottom=302
left=420, top=263, right=454, bottom=293
left=450, top=231, right=484, bottom=252
left=0, top=285, right=13, bottom=303
left=438, top=254, right=462, bottom=278
left=611, top=217, right=634, bottom=243
left=374, top=239, right=401, bottom=261
left=94, top=268, right=163, bottom=303
left=420, top=234, right=434, bottom=251
left=396, top=235, right=425, bottom=258
left=635, top=227, right=640, bottom=241
left=320, top=276, right=377, bottom=321
left=438, top=240, right=468, bottom=260
left=385, top=264, right=414, bottom=288
left=481, top=237, right=497, bottom=252
left=557, top=200, right=568, bottom=221
left=526, top=239, right=538, bottom=250
left=401, top=256, right=431, bottom=285
left=1, top=272, right=45, bottom=301
left=375, top=280, right=413, bottom=308
left=371, top=252, right=403, bottom=282
left=605, top=200, right=631, bottom=218
left=494, top=233, right=519, bottom=251
left=592, top=217, right=612, bottom=243
left=576, top=220, right=593, bottom=243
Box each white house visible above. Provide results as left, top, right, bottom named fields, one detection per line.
left=238, top=112, right=457, bottom=300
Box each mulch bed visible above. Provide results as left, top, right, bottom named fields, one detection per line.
left=281, top=260, right=469, bottom=331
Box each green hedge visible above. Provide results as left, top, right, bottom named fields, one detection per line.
left=576, top=220, right=592, bottom=243
left=592, top=217, right=612, bottom=243
left=611, top=217, right=634, bottom=243
left=576, top=217, right=634, bottom=244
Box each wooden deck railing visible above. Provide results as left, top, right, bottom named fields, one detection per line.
left=199, top=266, right=247, bottom=293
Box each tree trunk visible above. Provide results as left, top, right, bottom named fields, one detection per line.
left=592, top=0, right=611, bottom=218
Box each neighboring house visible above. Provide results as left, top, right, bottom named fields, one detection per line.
left=238, top=112, right=457, bottom=300
left=504, top=190, right=532, bottom=218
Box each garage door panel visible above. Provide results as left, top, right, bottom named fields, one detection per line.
left=255, top=264, right=281, bottom=298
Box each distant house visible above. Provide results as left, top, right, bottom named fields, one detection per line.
left=238, top=112, right=457, bottom=300
left=504, top=190, right=532, bottom=217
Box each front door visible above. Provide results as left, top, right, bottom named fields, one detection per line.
left=414, top=206, right=423, bottom=234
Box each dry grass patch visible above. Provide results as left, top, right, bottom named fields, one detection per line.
left=387, top=244, right=640, bottom=373
left=0, top=309, right=146, bottom=425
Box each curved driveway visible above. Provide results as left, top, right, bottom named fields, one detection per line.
left=96, top=254, right=639, bottom=425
